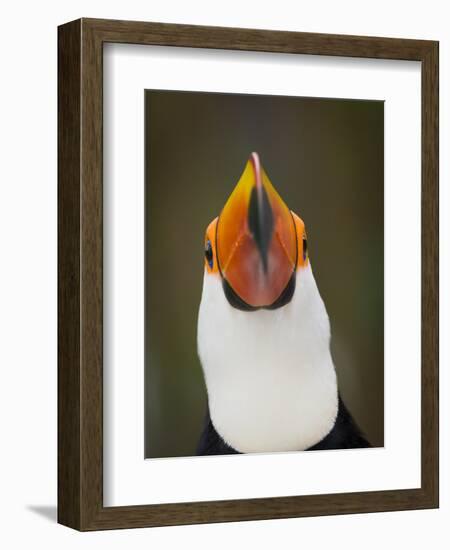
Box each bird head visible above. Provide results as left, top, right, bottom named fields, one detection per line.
left=203, top=152, right=309, bottom=311
left=198, top=153, right=336, bottom=453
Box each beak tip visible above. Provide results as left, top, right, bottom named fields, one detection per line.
left=249, top=152, right=262, bottom=187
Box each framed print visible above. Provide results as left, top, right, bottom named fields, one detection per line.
left=58, top=18, right=439, bottom=530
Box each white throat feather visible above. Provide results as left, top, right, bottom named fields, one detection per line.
left=197, top=264, right=338, bottom=453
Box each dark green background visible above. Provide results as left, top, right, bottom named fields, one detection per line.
left=145, top=90, right=384, bottom=458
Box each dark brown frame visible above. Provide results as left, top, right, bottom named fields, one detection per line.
left=58, top=18, right=439, bottom=531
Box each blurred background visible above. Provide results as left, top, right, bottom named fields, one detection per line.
left=145, top=90, right=384, bottom=458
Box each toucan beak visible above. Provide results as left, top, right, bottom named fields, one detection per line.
left=216, top=152, right=297, bottom=308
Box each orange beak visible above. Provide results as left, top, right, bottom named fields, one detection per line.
left=216, top=153, right=297, bottom=309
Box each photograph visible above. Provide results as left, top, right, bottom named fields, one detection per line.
left=144, top=90, right=384, bottom=458
left=0, top=0, right=442, bottom=542
left=54, top=12, right=438, bottom=535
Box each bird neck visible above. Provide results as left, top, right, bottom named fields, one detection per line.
left=197, top=265, right=338, bottom=453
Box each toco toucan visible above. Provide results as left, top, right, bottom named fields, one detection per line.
left=196, top=152, right=370, bottom=455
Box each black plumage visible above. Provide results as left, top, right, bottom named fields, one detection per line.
left=196, top=395, right=370, bottom=456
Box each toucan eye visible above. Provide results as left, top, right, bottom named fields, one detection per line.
left=303, top=236, right=308, bottom=261
left=205, top=240, right=213, bottom=269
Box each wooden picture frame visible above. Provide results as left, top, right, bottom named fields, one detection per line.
left=58, top=18, right=439, bottom=531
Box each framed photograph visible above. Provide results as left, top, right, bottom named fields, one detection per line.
left=58, top=18, right=438, bottom=530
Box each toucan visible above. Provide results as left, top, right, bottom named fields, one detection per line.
left=196, top=152, right=370, bottom=455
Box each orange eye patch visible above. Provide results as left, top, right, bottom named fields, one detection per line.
left=204, top=217, right=219, bottom=274
left=291, top=211, right=309, bottom=268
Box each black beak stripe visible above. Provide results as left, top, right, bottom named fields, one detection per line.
left=247, top=184, right=274, bottom=274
